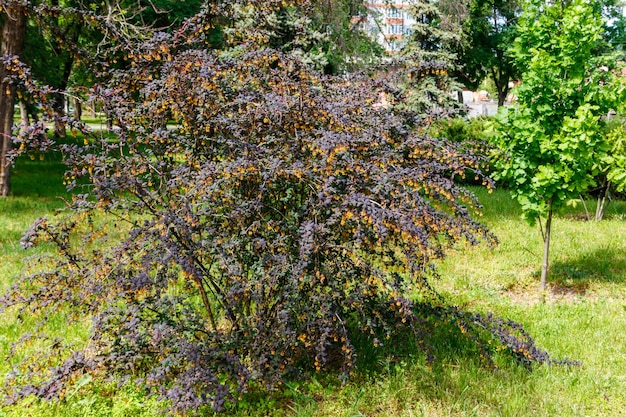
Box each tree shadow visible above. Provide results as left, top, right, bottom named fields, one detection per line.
left=232, top=315, right=545, bottom=416
left=9, top=134, right=88, bottom=199
left=548, top=246, right=626, bottom=289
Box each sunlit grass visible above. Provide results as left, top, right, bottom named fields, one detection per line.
left=0, top=142, right=160, bottom=417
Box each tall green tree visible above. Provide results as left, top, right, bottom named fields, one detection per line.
left=491, top=0, right=623, bottom=293
left=457, top=0, right=521, bottom=106
left=403, top=0, right=464, bottom=62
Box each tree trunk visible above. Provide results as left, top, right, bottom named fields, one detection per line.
left=106, top=115, right=113, bottom=132
left=52, top=93, right=66, bottom=138
left=29, top=101, right=40, bottom=123
left=595, top=178, right=608, bottom=221
left=73, top=96, right=82, bottom=120
left=540, top=203, right=553, bottom=296
left=51, top=20, right=79, bottom=138
left=496, top=73, right=510, bottom=107
left=19, top=99, right=29, bottom=131
left=0, top=3, right=27, bottom=196
left=497, top=87, right=508, bottom=107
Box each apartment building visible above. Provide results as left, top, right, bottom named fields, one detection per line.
left=355, top=1, right=417, bottom=53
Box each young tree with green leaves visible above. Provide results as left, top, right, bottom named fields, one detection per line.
left=491, top=0, right=624, bottom=293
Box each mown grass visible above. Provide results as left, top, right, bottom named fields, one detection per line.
left=1, top=146, right=626, bottom=416
left=0, top=142, right=164, bottom=417
left=0, top=155, right=68, bottom=293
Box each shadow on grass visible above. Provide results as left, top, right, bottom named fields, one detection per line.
left=548, top=246, right=626, bottom=288
left=10, top=156, right=68, bottom=199
left=471, top=186, right=626, bottom=222
left=8, top=134, right=89, bottom=199
left=228, top=311, right=547, bottom=416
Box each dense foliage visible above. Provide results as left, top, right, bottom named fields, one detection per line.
left=457, top=0, right=521, bottom=106
left=1, top=1, right=578, bottom=414
left=604, top=116, right=626, bottom=194
left=493, top=0, right=625, bottom=222
left=400, top=0, right=465, bottom=114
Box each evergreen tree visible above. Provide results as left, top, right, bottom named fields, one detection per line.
left=223, top=0, right=382, bottom=73
left=399, top=0, right=466, bottom=114
left=404, top=0, right=464, bottom=62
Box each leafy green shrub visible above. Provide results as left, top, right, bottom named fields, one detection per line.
left=601, top=116, right=626, bottom=199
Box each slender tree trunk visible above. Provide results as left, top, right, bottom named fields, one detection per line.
left=106, top=115, right=113, bottom=132
left=491, top=66, right=509, bottom=107
left=73, top=96, right=82, bottom=120
left=497, top=84, right=509, bottom=107
left=29, top=102, right=40, bottom=123
left=51, top=17, right=79, bottom=138
left=0, top=3, right=27, bottom=196
left=540, top=203, right=553, bottom=296
left=595, top=178, right=608, bottom=221
left=19, top=99, right=29, bottom=131
left=0, top=90, right=14, bottom=196
left=52, top=93, right=66, bottom=138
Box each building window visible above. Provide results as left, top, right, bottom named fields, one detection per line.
left=388, top=24, right=403, bottom=34
left=389, top=7, right=402, bottom=18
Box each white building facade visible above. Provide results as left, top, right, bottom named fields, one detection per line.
left=359, top=1, right=418, bottom=53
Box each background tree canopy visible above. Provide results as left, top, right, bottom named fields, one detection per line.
left=456, top=0, right=521, bottom=106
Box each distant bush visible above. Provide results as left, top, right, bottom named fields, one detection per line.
left=430, top=116, right=494, bottom=144
left=600, top=116, right=626, bottom=200
left=430, top=116, right=495, bottom=186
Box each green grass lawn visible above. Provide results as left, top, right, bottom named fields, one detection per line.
left=1, top=149, right=626, bottom=416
